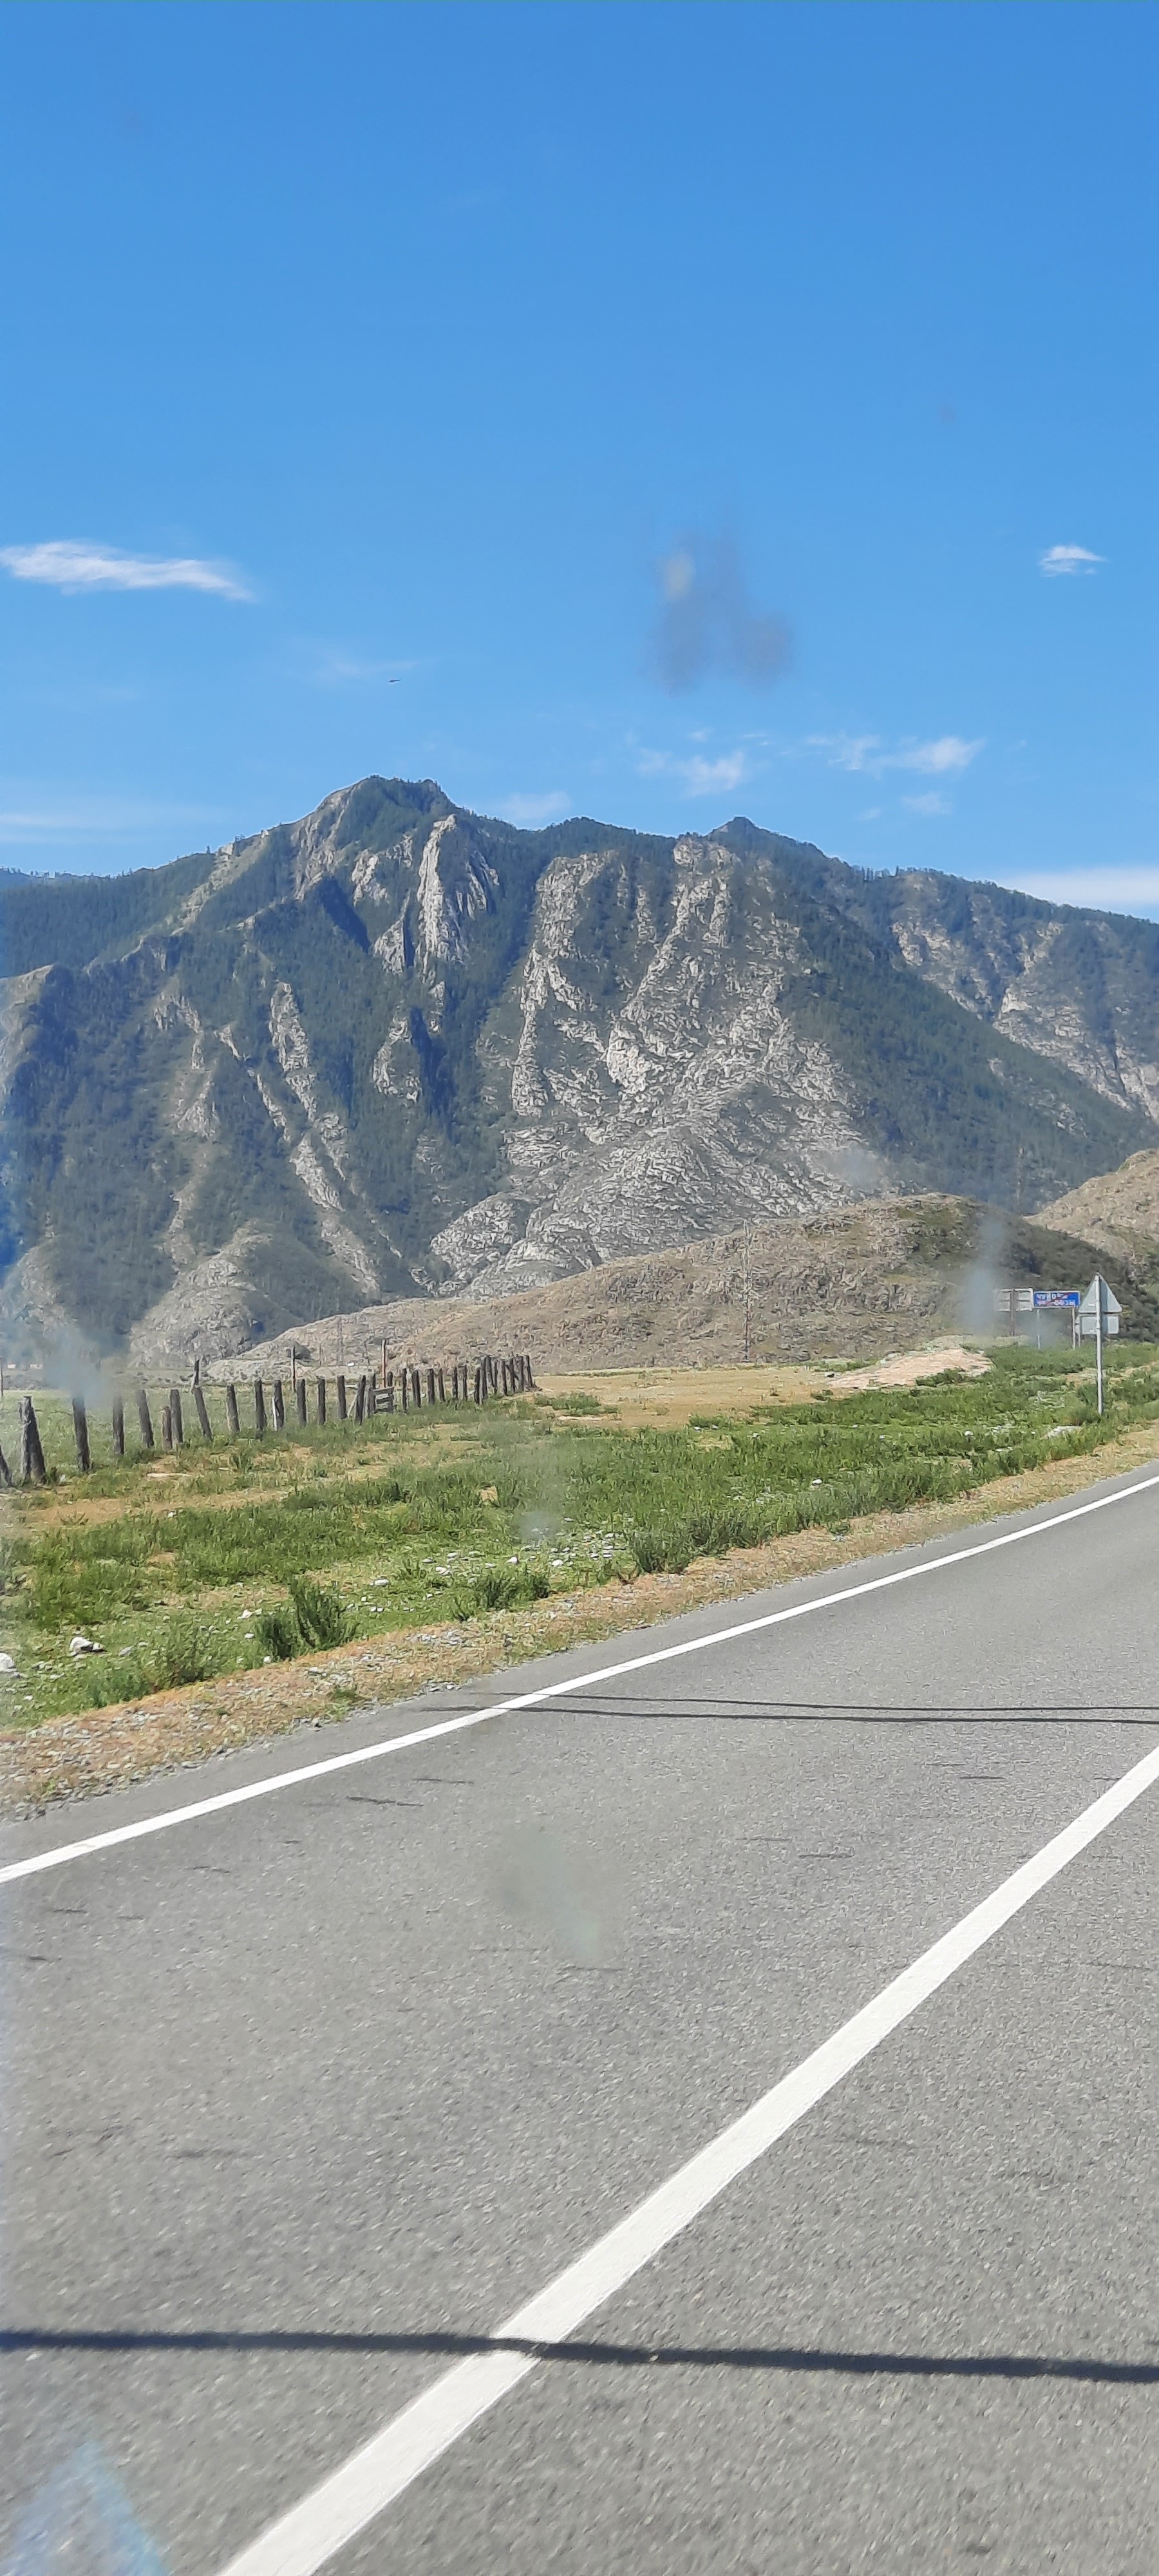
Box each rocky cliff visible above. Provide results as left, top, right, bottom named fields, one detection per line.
left=1, top=776, right=1154, bottom=1368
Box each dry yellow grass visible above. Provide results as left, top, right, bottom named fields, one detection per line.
left=536, top=1339, right=989, bottom=1424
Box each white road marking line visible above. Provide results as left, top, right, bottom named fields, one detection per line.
left=3, top=1469, right=1158, bottom=1889
left=216, top=1736, right=1159, bottom=2576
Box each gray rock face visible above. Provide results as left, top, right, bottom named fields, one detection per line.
left=0, top=775, right=1154, bottom=1368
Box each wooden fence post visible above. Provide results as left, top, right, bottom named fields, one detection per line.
left=0, top=1439, right=11, bottom=1485
left=336, top=1374, right=348, bottom=1421
left=436, top=1366, right=446, bottom=1404
left=162, top=1403, right=174, bottom=1451
left=137, top=1387, right=155, bottom=1450
left=400, top=1370, right=408, bottom=1411
left=254, top=1381, right=267, bottom=1437
left=382, top=1370, right=393, bottom=1412
left=111, top=1394, right=126, bottom=1457
left=296, top=1378, right=308, bottom=1426
left=317, top=1378, right=326, bottom=1425
left=19, top=1396, right=46, bottom=1485
left=225, top=1383, right=240, bottom=1438
left=193, top=1382, right=213, bottom=1441
left=71, top=1397, right=91, bottom=1473
left=169, top=1388, right=184, bottom=1446
left=272, top=1379, right=286, bottom=1432
left=354, top=1374, right=367, bottom=1424
left=473, top=1363, right=482, bottom=1404
left=426, top=1367, right=436, bottom=1406
left=524, top=1352, right=534, bottom=1387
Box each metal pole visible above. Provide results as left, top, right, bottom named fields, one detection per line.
left=1095, top=1278, right=1104, bottom=1417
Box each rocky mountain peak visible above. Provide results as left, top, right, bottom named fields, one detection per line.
left=0, top=777, right=1154, bottom=1370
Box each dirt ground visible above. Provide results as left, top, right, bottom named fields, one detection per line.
left=534, top=1339, right=989, bottom=1424
left=533, top=1361, right=820, bottom=1425
left=5, top=1403, right=1155, bottom=1819
left=825, top=1343, right=991, bottom=1396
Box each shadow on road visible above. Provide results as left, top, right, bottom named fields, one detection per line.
left=3, top=2326, right=1153, bottom=2383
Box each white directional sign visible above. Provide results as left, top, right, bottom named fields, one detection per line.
left=1079, top=1275, right=1120, bottom=1338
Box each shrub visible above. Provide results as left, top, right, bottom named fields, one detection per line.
left=450, top=1561, right=552, bottom=1619
left=255, top=1604, right=299, bottom=1661
left=467, top=1566, right=521, bottom=1613
left=629, top=1524, right=693, bottom=1575
left=146, top=1615, right=212, bottom=1690
left=287, top=1575, right=352, bottom=1649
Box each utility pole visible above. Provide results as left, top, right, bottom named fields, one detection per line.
left=742, top=1222, right=753, bottom=1365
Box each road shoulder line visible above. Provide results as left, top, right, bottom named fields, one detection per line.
left=215, top=1734, right=1159, bottom=2576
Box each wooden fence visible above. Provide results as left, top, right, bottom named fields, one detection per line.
left=5, top=1354, right=536, bottom=1482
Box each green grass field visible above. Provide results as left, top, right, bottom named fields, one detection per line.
left=3, top=1344, right=1156, bottom=1734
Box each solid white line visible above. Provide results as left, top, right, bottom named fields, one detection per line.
left=3, top=1468, right=1158, bottom=1889
left=216, top=1734, right=1159, bottom=2576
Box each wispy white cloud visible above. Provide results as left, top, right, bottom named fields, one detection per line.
left=902, top=791, right=950, bottom=817
left=808, top=732, right=881, bottom=773
left=1039, top=544, right=1104, bottom=578
left=638, top=746, right=753, bottom=797
left=808, top=732, right=983, bottom=779
left=894, top=735, right=982, bottom=776
left=989, top=866, right=1159, bottom=918
left=496, top=791, right=571, bottom=828
left=0, top=539, right=253, bottom=600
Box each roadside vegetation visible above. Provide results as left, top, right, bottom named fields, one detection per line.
left=3, top=1343, right=1158, bottom=1734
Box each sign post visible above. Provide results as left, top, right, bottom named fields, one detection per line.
left=1079, top=1275, right=1122, bottom=1415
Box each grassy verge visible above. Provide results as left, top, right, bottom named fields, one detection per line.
left=3, top=1342, right=1158, bottom=1754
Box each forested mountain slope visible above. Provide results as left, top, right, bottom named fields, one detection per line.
left=0, top=775, right=1154, bottom=1367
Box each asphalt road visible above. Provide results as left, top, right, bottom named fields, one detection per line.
left=1, top=1467, right=1156, bottom=2574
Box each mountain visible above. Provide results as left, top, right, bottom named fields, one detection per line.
left=1, top=775, right=1155, bottom=1368
left=1036, top=1146, right=1159, bottom=1261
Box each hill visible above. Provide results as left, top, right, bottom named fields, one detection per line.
left=206, top=1194, right=1159, bottom=1382
left=1, top=777, right=1156, bottom=1368
left=1036, top=1147, right=1159, bottom=1259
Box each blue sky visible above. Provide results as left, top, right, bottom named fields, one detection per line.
left=1, top=0, right=1154, bottom=909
